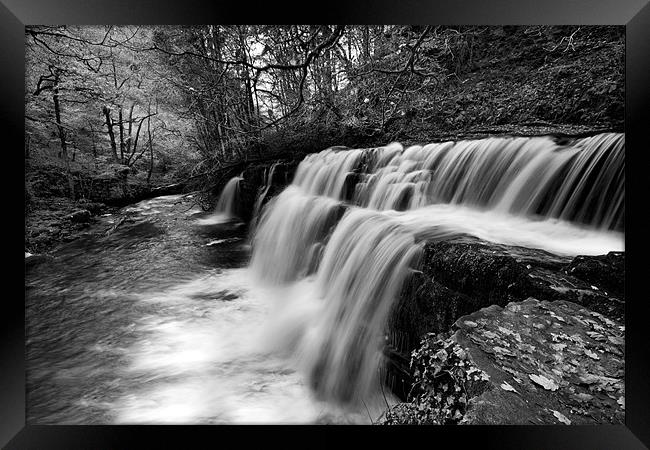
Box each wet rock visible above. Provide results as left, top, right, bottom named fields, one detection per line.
left=83, top=172, right=158, bottom=206
left=235, top=160, right=298, bottom=221
left=150, top=183, right=186, bottom=197
left=563, top=252, right=624, bottom=298
left=391, top=271, right=478, bottom=352
left=390, top=237, right=624, bottom=357
left=455, top=298, right=625, bottom=424
left=383, top=298, right=625, bottom=425
left=68, top=210, right=91, bottom=223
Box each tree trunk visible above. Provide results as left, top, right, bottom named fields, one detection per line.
left=147, top=114, right=154, bottom=184
left=52, top=74, right=75, bottom=199
left=118, top=106, right=125, bottom=163
left=103, top=106, right=119, bottom=161
left=25, top=134, right=31, bottom=160
left=127, top=117, right=145, bottom=166
left=88, top=121, right=97, bottom=158
left=126, top=103, right=135, bottom=156
left=362, top=26, right=371, bottom=62
left=237, top=26, right=256, bottom=130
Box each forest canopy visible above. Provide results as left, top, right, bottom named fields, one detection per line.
left=25, top=25, right=624, bottom=200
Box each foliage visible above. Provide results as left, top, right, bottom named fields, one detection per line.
left=24, top=25, right=624, bottom=201
left=380, top=334, right=490, bottom=425
left=25, top=26, right=196, bottom=196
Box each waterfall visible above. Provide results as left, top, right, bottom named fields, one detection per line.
left=297, top=133, right=624, bottom=230
left=250, top=132, right=625, bottom=409
left=299, top=209, right=422, bottom=403
left=252, top=162, right=281, bottom=227
left=196, top=176, right=242, bottom=225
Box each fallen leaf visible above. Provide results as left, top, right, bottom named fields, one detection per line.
left=500, top=381, right=518, bottom=394
left=568, top=334, right=584, bottom=343
left=579, top=374, right=600, bottom=385
left=607, top=335, right=624, bottom=346
left=529, top=373, right=559, bottom=391
left=494, top=346, right=516, bottom=357
left=520, top=343, right=536, bottom=353
left=574, top=392, right=593, bottom=402
left=497, top=325, right=514, bottom=336
left=586, top=331, right=606, bottom=341
left=552, top=409, right=571, bottom=425
left=483, top=331, right=498, bottom=340
left=579, top=373, right=619, bottom=387
left=602, top=317, right=616, bottom=327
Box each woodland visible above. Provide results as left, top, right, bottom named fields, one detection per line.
left=24, top=25, right=624, bottom=252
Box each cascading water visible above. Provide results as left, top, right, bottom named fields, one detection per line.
left=345, top=133, right=624, bottom=230
left=196, top=176, right=243, bottom=225
left=251, top=162, right=280, bottom=227
left=251, top=132, right=625, bottom=410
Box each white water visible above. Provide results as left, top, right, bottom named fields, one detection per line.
left=196, top=176, right=243, bottom=225
left=112, top=270, right=320, bottom=423
left=251, top=162, right=281, bottom=227
left=346, top=134, right=624, bottom=230
left=111, top=268, right=391, bottom=424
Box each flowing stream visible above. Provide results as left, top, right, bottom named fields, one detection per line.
left=26, top=133, right=625, bottom=424
left=195, top=176, right=242, bottom=225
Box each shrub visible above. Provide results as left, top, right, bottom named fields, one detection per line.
left=380, top=334, right=490, bottom=425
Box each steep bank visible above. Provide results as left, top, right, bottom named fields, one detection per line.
left=380, top=26, right=624, bottom=144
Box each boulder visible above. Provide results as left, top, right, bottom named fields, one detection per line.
left=389, top=237, right=624, bottom=358
left=562, top=252, right=625, bottom=298
left=456, top=298, right=625, bottom=424
left=68, top=210, right=91, bottom=223
left=236, top=160, right=298, bottom=221
left=382, top=298, right=625, bottom=425
left=150, top=182, right=185, bottom=197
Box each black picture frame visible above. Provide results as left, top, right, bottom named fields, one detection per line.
left=4, top=1, right=649, bottom=448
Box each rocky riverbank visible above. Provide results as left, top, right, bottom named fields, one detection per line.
left=25, top=162, right=186, bottom=254
left=382, top=237, right=625, bottom=424
left=382, top=298, right=624, bottom=425
left=391, top=237, right=624, bottom=350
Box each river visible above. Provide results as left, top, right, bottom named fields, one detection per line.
left=26, top=194, right=377, bottom=424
